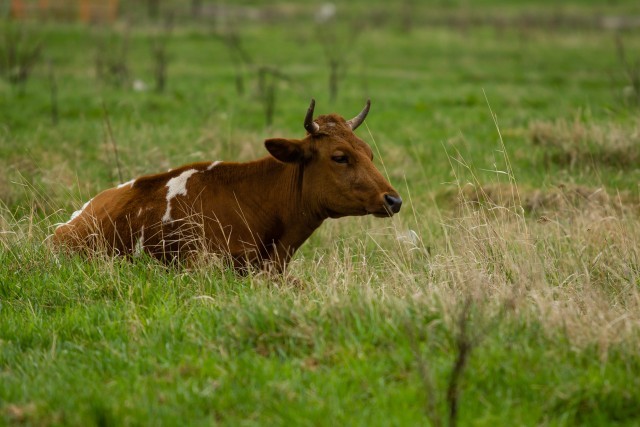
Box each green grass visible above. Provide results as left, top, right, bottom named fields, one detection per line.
left=2, top=2, right=640, bottom=425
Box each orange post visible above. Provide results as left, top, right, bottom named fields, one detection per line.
left=107, top=0, right=119, bottom=23
left=11, top=0, right=25, bottom=19
left=38, top=0, right=49, bottom=20
left=79, top=0, right=90, bottom=23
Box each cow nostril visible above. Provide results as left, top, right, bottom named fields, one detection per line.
left=384, top=194, right=403, bottom=213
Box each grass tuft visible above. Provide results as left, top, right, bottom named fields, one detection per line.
left=529, top=117, right=640, bottom=169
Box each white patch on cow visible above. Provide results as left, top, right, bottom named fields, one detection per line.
left=207, top=161, right=222, bottom=170
left=327, top=122, right=336, bottom=127
left=71, top=199, right=92, bottom=221
left=162, top=169, right=199, bottom=223
left=134, top=226, right=145, bottom=257
left=117, top=179, right=135, bottom=189
left=137, top=207, right=143, bottom=217
left=55, top=198, right=93, bottom=229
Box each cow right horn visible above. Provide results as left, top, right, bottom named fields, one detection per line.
left=304, top=99, right=320, bottom=134
left=347, top=99, right=371, bottom=131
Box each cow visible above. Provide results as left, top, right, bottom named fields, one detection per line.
left=52, top=99, right=402, bottom=272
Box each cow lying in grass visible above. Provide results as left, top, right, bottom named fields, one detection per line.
left=53, top=100, right=402, bottom=272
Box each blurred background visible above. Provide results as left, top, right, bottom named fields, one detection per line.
left=1, top=0, right=640, bottom=216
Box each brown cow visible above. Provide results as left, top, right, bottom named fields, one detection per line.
left=52, top=100, right=402, bottom=272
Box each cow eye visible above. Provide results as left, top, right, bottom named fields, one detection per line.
left=331, top=155, right=348, bottom=164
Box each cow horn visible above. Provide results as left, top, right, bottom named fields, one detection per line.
left=347, top=99, right=371, bottom=131
left=304, top=99, right=320, bottom=134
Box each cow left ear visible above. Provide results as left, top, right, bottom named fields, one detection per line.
left=265, top=138, right=308, bottom=163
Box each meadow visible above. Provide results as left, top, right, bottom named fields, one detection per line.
left=2, top=1, right=640, bottom=425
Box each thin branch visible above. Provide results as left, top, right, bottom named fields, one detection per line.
left=446, top=298, right=473, bottom=427
left=406, top=318, right=442, bottom=427
left=102, top=101, right=123, bottom=183
left=48, top=59, right=58, bottom=125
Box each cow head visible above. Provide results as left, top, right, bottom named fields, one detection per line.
left=265, top=99, right=402, bottom=219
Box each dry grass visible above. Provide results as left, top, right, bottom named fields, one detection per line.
left=8, top=188, right=640, bottom=361
left=3, top=167, right=640, bottom=358
left=529, top=117, right=640, bottom=169
left=455, top=182, right=638, bottom=217
left=370, top=183, right=640, bottom=354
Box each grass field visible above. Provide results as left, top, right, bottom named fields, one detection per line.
left=2, top=2, right=640, bottom=425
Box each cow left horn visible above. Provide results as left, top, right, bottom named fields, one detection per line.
left=347, top=99, right=371, bottom=131
left=304, top=99, right=320, bottom=134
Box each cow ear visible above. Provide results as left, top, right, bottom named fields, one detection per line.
left=265, top=138, right=306, bottom=163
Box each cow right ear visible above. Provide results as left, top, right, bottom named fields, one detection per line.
left=265, top=138, right=307, bottom=163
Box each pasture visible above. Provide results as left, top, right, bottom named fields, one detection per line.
left=2, top=1, right=640, bottom=425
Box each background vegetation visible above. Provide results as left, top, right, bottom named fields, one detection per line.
left=1, top=1, right=640, bottom=425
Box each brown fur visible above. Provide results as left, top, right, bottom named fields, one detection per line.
left=52, top=106, right=401, bottom=271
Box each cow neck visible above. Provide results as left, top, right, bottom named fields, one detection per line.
left=223, top=156, right=326, bottom=234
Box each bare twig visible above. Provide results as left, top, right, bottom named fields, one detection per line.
left=0, top=21, right=42, bottom=92
left=213, top=29, right=253, bottom=96
left=102, top=102, right=123, bottom=183
left=316, top=21, right=361, bottom=103
left=318, top=32, right=346, bottom=103
left=94, top=28, right=131, bottom=89
left=447, top=296, right=513, bottom=427
left=409, top=292, right=512, bottom=427
left=400, top=0, right=416, bottom=33
left=446, top=298, right=473, bottom=427
left=48, top=59, right=58, bottom=125
left=151, top=14, right=173, bottom=93
left=406, top=318, right=442, bottom=427
left=191, top=0, right=203, bottom=19
left=147, top=0, right=160, bottom=20
left=257, top=66, right=291, bottom=127
left=615, top=34, right=640, bottom=106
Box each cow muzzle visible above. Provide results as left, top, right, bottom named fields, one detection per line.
left=370, top=192, right=402, bottom=217
left=384, top=194, right=403, bottom=214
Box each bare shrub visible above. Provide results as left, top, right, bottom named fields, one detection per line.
left=399, top=0, right=416, bottom=33
left=47, top=59, right=58, bottom=125
left=615, top=34, right=640, bottom=107
left=150, top=15, right=173, bottom=93
left=101, top=102, right=123, bottom=183
left=146, top=0, right=160, bottom=20
left=213, top=26, right=253, bottom=96
left=0, top=21, right=42, bottom=91
left=94, top=28, right=131, bottom=89
left=315, top=16, right=362, bottom=103
left=256, top=65, right=291, bottom=127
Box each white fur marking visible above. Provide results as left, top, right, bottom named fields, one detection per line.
left=162, top=169, right=199, bottom=223
left=56, top=198, right=92, bottom=229
left=69, top=199, right=92, bottom=221
left=137, top=207, right=143, bottom=217
left=207, top=161, right=221, bottom=170
left=117, top=179, right=135, bottom=189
